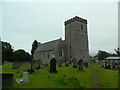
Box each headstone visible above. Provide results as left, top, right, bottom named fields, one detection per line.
left=72, top=58, right=77, bottom=68
left=27, top=62, right=35, bottom=73
left=65, top=61, right=69, bottom=67
left=58, top=57, right=63, bottom=67
left=104, top=61, right=107, bottom=69
left=43, top=64, right=49, bottom=68
left=36, top=60, right=42, bottom=70
left=23, top=72, right=29, bottom=83
left=12, top=62, right=21, bottom=69
left=2, top=73, right=14, bottom=86
left=84, top=62, right=89, bottom=67
left=78, top=59, right=84, bottom=71
left=49, top=58, right=57, bottom=73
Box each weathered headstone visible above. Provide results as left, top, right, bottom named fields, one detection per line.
left=72, top=58, right=77, bottom=68
left=78, top=59, right=84, bottom=71
left=58, top=57, right=63, bottom=67
left=23, top=72, right=29, bottom=83
left=2, top=73, right=14, bottom=86
left=65, top=60, right=69, bottom=67
left=49, top=58, right=57, bottom=73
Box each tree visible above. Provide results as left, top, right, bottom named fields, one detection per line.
left=31, top=40, right=39, bottom=56
left=114, top=48, right=120, bottom=56
left=12, top=49, right=31, bottom=62
left=2, top=41, right=14, bottom=63
left=95, top=50, right=110, bottom=60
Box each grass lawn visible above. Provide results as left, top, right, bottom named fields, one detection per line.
left=1, top=62, right=119, bottom=88
left=93, top=63, right=118, bottom=88
left=2, top=62, right=93, bottom=88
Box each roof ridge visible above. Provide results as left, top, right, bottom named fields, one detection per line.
left=41, top=38, right=60, bottom=45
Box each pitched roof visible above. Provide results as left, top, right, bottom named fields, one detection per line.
left=35, top=39, right=60, bottom=52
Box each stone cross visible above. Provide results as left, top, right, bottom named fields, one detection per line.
left=49, top=58, right=57, bottom=73
left=78, top=59, right=84, bottom=71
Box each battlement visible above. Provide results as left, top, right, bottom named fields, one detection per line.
left=64, top=16, right=87, bottom=25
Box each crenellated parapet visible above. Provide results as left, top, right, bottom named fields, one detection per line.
left=64, top=16, right=87, bottom=25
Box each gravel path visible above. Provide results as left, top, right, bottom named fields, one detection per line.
left=91, top=63, right=100, bottom=88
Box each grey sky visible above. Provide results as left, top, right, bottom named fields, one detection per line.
left=1, top=2, right=118, bottom=56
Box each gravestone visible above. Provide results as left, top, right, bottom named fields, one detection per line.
left=36, top=60, right=42, bottom=70
left=27, top=61, right=35, bottom=73
left=2, top=73, right=14, bottom=86
left=49, top=58, right=57, bottom=73
left=72, top=58, right=77, bottom=68
left=12, top=62, right=21, bottom=69
left=58, top=57, right=63, bottom=67
left=23, top=72, right=29, bottom=83
left=84, top=62, right=89, bottom=67
left=104, top=61, right=107, bottom=69
left=43, top=64, right=49, bottom=68
left=65, top=61, right=69, bottom=67
left=78, top=59, right=84, bottom=71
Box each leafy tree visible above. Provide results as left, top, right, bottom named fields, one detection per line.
left=2, top=41, right=14, bottom=63
left=31, top=40, right=39, bottom=56
left=12, top=49, right=31, bottom=62
left=95, top=50, right=110, bottom=60
left=114, top=48, right=120, bottom=56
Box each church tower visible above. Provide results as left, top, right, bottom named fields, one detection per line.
left=64, top=16, right=89, bottom=62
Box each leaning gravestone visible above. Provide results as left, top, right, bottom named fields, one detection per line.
left=78, top=59, right=84, bottom=71
left=2, top=73, right=14, bottom=86
left=72, top=58, right=77, bottom=68
left=49, top=58, right=57, bottom=73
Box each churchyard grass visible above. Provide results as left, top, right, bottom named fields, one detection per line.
left=2, top=62, right=118, bottom=88
left=2, top=62, right=92, bottom=88
left=93, top=63, right=118, bottom=88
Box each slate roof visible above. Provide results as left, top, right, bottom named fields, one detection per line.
left=35, top=39, right=60, bottom=52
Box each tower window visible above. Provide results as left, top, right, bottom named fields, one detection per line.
left=81, top=24, right=83, bottom=30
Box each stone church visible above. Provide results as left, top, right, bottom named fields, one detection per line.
left=33, top=16, right=89, bottom=63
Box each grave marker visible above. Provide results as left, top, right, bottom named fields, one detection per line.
left=49, top=58, right=57, bottom=73
left=78, top=59, right=84, bottom=71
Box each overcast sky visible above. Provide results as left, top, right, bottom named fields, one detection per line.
left=1, top=2, right=118, bottom=56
